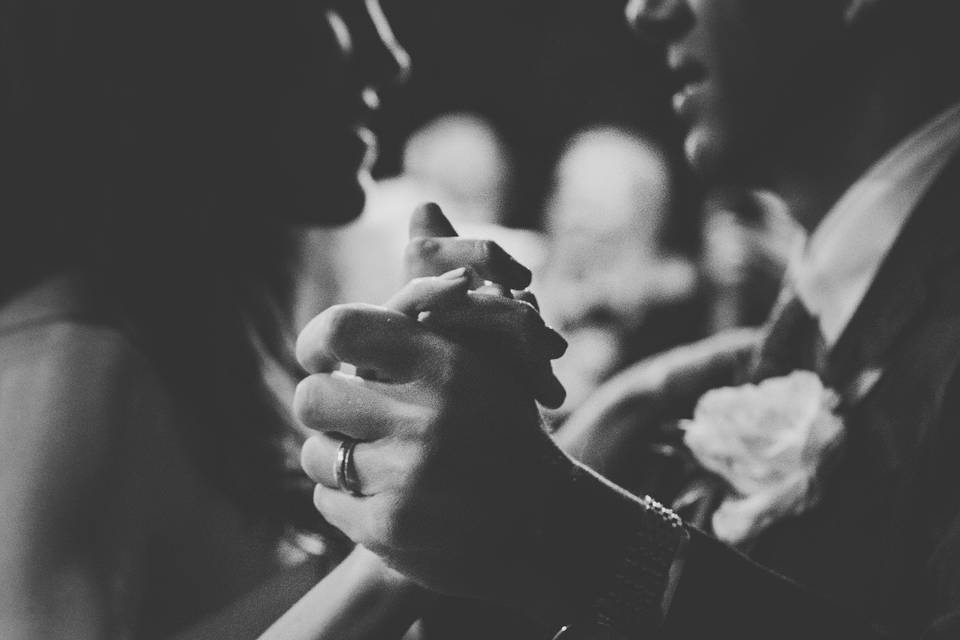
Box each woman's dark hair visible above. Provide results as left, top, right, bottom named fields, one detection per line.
left=1, top=0, right=336, bottom=538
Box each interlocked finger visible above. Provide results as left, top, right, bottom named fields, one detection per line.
left=424, top=292, right=568, bottom=408
left=426, top=292, right=568, bottom=360
left=294, top=372, right=418, bottom=439
left=296, top=303, right=447, bottom=380
left=405, top=236, right=532, bottom=290
left=384, top=269, right=471, bottom=318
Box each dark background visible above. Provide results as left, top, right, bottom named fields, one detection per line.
left=373, top=0, right=698, bottom=238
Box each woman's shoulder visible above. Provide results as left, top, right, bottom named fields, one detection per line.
left=0, top=275, right=174, bottom=482
left=2, top=318, right=153, bottom=399
left=0, top=279, right=185, bottom=619
left=0, top=275, right=161, bottom=414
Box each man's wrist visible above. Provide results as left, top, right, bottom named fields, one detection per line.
left=523, top=455, right=688, bottom=637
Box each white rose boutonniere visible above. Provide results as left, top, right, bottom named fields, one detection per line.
left=681, top=371, right=845, bottom=545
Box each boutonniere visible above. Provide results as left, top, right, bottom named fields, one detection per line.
left=681, top=371, right=846, bottom=546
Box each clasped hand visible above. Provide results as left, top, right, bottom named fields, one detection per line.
left=296, top=204, right=576, bottom=610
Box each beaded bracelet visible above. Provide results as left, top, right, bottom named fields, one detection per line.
left=553, top=494, right=688, bottom=639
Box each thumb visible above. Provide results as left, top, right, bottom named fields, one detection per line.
left=409, top=202, right=459, bottom=239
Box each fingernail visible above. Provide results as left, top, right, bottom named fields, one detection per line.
left=536, top=371, right=567, bottom=410
left=440, top=267, right=468, bottom=280
left=513, top=269, right=533, bottom=289
left=545, top=327, right=568, bottom=358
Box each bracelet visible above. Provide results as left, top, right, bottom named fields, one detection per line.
left=553, top=493, right=688, bottom=639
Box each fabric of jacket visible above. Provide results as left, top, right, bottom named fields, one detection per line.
left=656, top=154, right=960, bottom=639
left=422, top=155, right=960, bottom=640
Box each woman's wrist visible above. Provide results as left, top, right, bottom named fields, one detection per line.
left=347, top=546, right=433, bottom=607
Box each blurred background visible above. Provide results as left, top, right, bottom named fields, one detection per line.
left=297, top=0, right=803, bottom=424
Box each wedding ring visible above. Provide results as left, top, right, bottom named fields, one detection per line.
left=335, top=438, right=364, bottom=497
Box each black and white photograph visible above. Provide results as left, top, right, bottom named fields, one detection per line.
left=2, top=0, right=960, bottom=638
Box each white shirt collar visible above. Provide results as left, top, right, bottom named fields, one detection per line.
left=789, top=101, right=960, bottom=347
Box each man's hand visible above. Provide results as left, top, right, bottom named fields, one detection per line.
left=398, top=202, right=566, bottom=408
left=294, top=203, right=588, bottom=619
left=294, top=266, right=687, bottom=634
left=294, top=297, right=575, bottom=611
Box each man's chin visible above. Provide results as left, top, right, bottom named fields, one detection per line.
left=684, top=128, right=760, bottom=188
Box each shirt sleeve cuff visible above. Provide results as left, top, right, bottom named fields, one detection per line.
left=537, top=460, right=689, bottom=638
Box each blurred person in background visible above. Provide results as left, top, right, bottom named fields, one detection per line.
left=305, top=112, right=546, bottom=312
left=538, top=126, right=699, bottom=424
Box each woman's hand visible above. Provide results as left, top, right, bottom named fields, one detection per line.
left=295, top=297, right=574, bottom=612
left=390, top=203, right=567, bottom=408
left=403, top=202, right=532, bottom=289
left=292, top=203, right=583, bottom=621
left=258, top=547, right=428, bottom=640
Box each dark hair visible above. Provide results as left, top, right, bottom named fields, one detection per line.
left=1, top=0, right=336, bottom=538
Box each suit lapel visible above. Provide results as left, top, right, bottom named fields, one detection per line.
left=825, top=152, right=960, bottom=395
left=747, top=155, right=960, bottom=588
left=822, top=152, right=960, bottom=476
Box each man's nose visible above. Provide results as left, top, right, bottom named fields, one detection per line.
left=624, top=0, right=693, bottom=44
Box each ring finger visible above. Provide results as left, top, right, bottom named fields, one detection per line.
left=300, top=433, right=409, bottom=496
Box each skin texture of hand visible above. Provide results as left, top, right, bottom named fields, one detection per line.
left=295, top=275, right=577, bottom=615
left=295, top=205, right=695, bottom=631
left=294, top=203, right=591, bottom=624
left=404, top=203, right=532, bottom=289
left=400, top=203, right=566, bottom=407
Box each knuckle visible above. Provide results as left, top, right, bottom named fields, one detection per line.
left=316, top=305, right=354, bottom=342
left=293, top=376, right=322, bottom=427
left=405, top=237, right=440, bottom=264
left=300, top=437, right=330, bottom=482
left=296, top=305, right=355, bottom=367
left=294, top=321, right=319, bottom=369
left=477, top=239, right=499, bottom=263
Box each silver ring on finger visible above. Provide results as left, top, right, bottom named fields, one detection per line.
left=335, top=437, right=364, bottom=497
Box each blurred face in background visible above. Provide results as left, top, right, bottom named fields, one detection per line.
left=625, top=0, right=849, bottom=184
left=542, top=128, right=673, bottom=330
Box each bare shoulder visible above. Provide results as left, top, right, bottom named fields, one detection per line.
left=0, top=321, right=176, bottom=632
left=0, top=320, right=162, bottom=437
left=0, top=320, right=171, bottom=551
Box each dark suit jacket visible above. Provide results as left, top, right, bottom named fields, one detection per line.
left=659, top=155, right=960, bottom=639
left=422, top=156, right=960, bottom=640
